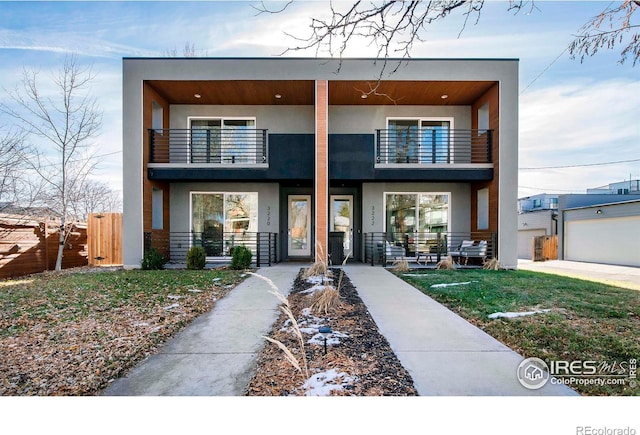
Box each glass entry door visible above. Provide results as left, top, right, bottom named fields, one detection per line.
left=288, top=195, right=311, bottom=257
left=330, top=195, right=353, bottom=260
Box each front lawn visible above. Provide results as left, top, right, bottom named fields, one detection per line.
left=0, top=268, right=247, bottom=395
left=398, top=269, right=640, bottom=396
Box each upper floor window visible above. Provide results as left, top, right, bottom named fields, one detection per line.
left=477, top=102, right=489, bottom=132
left=385, top=118, right=453, bottom=164
left=152, top=101, right=163, bottom=134
left=189, top=117, right=257, bottom=164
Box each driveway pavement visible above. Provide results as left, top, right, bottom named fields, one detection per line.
left=518, top=259, right=640, bottom=291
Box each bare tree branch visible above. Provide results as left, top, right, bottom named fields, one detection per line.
left=569, top=0, right=640, bottom=66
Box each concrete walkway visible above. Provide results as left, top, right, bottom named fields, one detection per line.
left=104, top=262, right=578, bottom=396
left=518, top=259, right=640, bottom=291
left=343, top=265, right=577, bottom=396
left=103, top=264, right=301, bottom=396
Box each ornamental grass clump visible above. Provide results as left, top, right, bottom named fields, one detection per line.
left=483, top=258, right=503, bottom=270
left=250, top=272, right=309, bottom=380
left=436, top=256, right=456, bottom=270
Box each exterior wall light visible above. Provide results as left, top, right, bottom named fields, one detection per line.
left=596, top=209, right=603, bottom=214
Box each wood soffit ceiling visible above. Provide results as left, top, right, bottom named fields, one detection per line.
left=147, top=80, right=496, bottom=106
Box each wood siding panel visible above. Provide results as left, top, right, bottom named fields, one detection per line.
left=471, top=83, right=500, bottom=235
left=315, top=80, right=328, bottom=262
left=143, top=83, right=171, bottom=253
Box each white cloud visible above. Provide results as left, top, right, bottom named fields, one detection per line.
left=518, top=78, right=640, bottom=197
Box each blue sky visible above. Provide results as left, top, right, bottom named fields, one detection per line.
left=0, top=0, right=638, bottom=200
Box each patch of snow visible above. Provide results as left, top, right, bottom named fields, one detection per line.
left=307, top=330, right=349, bottom=346
left=302, top=369, right=357, bottom=396
left=300, top=284, right=333, bottom=295
left=430, top=281, right=478, bottom=288
left=212, top=278, right=221, bottom=282
left=168, top=295, right=182, bottom=300
left=188, top=289, right=202, bottom=293
left=133, top=322, right=149, bottom=327
left=488, top=309, right=552, bottom=319
left=163, top=303, right=180, bottom=310
left=306, top=275, right=333, bottom=285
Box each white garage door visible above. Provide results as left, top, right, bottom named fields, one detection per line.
left=565, top=216, right=640, bottom=267
left=517, top=229, right=546, bottom=260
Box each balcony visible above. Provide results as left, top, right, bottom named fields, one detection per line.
left=149, top=128, right=268, bottom=166
left=375, top=129, right=492, bottom=167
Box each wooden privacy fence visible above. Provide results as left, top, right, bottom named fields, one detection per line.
left=87, top=213, right=123, bottom=266
left=0, top=214, right=88, bottom=279
left=533, top=235, right=558, bottom=262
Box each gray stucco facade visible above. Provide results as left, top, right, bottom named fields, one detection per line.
left=122, top=57, right=519, bottom=268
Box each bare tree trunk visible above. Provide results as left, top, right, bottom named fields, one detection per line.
left=55, top=223, right=65, bottom=271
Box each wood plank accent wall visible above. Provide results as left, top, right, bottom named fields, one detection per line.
left=143, top=83, right=171, bottom=256
left=315, top=80, right=328, bottom=262
left=0, top=217, right=88, bottom=279
left=87, top=213, right=123, bottom=266
left=471, top=83, right=500, bottom=234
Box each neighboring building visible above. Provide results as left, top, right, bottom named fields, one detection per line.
left=587, top=179, right=640, bottom=195
left=122, top=57, right=519, bottom=268
left=558, top=196, right=640, bottom=267
left=517, top=194, right=558, bottom=260
left=517, top=193, right=558, bottom=213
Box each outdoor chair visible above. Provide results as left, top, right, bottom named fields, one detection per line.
left=459, top=240, right=488, bottom=265
left=449, top=240, right=474, bottom=264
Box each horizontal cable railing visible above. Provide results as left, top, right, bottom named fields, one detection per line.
left=149, top=128, right=268, bottom=164
left=144, top=231, right=278, bottom=266
left=364, top=231, right=497, bottom=266
left=375, top=129, right=492, bottom=164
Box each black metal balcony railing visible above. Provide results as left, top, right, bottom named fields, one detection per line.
left=144, top=231, right=278, bottom=266
left=375, top=129, right=492, bottom=164
left=364, top=231, right=497, bottom=266
left=149, top=129, right=268, bottom=164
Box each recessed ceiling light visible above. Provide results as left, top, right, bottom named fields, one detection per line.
left=441, top=94, right=449, bottom=99
left=275, top=94, right=282, bottom=99
left=194, top=93, right=201, bottom=99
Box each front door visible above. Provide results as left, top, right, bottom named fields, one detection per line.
left=288, top=195, right=311, bottom=257
left=330, top=195, right=353, bottom=260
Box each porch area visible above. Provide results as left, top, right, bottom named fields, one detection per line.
left=363, top=231, right=497, bottom=267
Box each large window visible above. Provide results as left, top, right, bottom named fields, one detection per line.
left=387, top=118, right=452, bottom=163
left=190, top=118, right=256, bottom=164
left=191, top=192, right=258, bottom=256
left=385, top=193, right=449, bottom=241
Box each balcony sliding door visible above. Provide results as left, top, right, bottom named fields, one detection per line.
left=189, top=118, right=255, bottom=164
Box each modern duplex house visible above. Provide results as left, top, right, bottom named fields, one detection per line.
left=122, top=58, right=518, bottom=269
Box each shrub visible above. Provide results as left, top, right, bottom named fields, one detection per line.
left=231, top=245, right=252, bottom=270
left=186, top=246, right=206, bottom=270
left=141, top=248, right=166, bottom=270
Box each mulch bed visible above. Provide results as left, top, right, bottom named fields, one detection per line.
left=245, top=268, right=417, bottom=396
